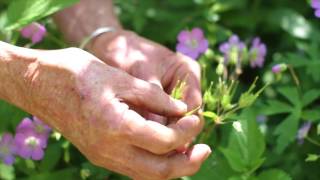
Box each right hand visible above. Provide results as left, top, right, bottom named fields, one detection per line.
left=24, top=48, right=211, bottom=179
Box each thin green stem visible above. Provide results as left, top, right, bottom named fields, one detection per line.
left=306, top=136, right=320, bottom=147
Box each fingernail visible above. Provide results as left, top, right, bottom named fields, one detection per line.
left=203, top=148, right=212, bottom=161
left=174, top=100, right=188, bottom=112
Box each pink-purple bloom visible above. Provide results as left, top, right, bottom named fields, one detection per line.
left=176, top=27, right=209, bottom=60
left=311, top=0, right=320, bottom=18
left=14, top=117, right=51, bottom=160
left=272, top=64, right=287, bottom=74
left=249, top=37, right=267, bottom=68
left=0, top=133, right=16, bottom=165
left=20, top=22, right=47, bottom=44
left=219, top=35, right=246, bottom=65
left=297, top=122, right=312, bottom=144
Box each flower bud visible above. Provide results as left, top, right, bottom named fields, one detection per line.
left=216, top=63, right=224, bottom=76
left=272, top=63, right=287, bottom=74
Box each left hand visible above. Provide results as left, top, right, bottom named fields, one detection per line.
left=89, top=30, right=202, bottom=125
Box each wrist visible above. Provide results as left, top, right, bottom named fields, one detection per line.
left=0, top=42, right=39, bottom=111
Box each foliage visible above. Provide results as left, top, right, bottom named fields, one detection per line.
left=1, top=0, right=320, bottom=179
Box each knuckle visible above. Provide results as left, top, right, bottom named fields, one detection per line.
left=158, top=137, right=176, bottom=153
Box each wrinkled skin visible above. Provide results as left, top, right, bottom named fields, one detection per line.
left=89, top=30, right=202, bottom=125
left=18, top=48, right=211, bottom=180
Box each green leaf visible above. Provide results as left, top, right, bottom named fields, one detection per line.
left=220, top=109, right=265, bottom=173
left=23, top=168, right=78, bottom=180
left=39, top=142, right=62, bottom=172
left=302, top=89, right=320, bottom=107
left=191, top=152, right=238, bottom=180
left=257, top=169, right=291, bottom=180
left=0, top=100, right=29, bottom=132
left=277, top=87, right=301, bottom=107
left=261, top=100, right=292, bottom=115
left=4, top=0, right=79, bottom=30
left=305, top=154, right=320, bottom=162
left=274, top=113, right=300, bottom=153
left=301, top=109, right=320, bottom=122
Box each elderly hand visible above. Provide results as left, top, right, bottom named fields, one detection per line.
left=19, top=47, right=210, bottom=179
left=89, top=30, right=202, bottom=117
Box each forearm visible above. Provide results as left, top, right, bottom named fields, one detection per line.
left=0, top=41, right=38, bottom=111
left=53, top=0, right=122, bottom=46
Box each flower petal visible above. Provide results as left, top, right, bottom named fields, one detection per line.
left=191, top=27, right=204, bottom=40
left=177, top=31, right=190, bottom=43
left=3, top=155, right=15, bottom=165
left=311, top=0, right=320, bottom=9
left=31, top=148, right=44, bottom=160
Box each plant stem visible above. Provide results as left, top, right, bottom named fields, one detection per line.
left=306, top=136, right=320, bottom=147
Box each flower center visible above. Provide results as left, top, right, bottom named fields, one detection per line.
left=187, top=38, right=199, bottom=49
left=229, top=46, right=239, bottom=64
left=250, top=49, right=258, bottom=61
left=25, top=136, right=40, bottom=148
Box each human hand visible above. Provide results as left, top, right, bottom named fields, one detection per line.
left=89, top=30, right=202, bottom=123
left=23, top=48, right=210, bottom=179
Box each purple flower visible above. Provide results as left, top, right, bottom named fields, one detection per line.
left=272, top=64, right=287, bottom=74
left=311, top=0, right=320, bottom=18
left=249, top=37, right=267, bottom=68
left=0, top=133, right=16, bottom=165
left=176, top=27, right=209, bottom=60
left=14, top=117, right=51, bottom=160
left=20, top=22, right=46, bottom=44
left=297, top=122, right=312, bottom=144
left=219, top=35, right=246, bottom=65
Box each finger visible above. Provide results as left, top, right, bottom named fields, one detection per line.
left=167, top=53, right=202, bottom=111
left=118, top=107, right=202, bottom=154
left=118, top=76, right=187, bottom=116
left=169, top=144, right=211, bottom=179
left=127, top=144, right=212, bottom=180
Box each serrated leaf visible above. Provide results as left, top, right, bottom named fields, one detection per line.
left=257, top=169, right=291, bottom=180
left=274, top=113, right=300, bottom=153
left=277, top=87, right=301, bottom=107
left=220, top=109, right=265, bottom=173
left=4, top=0, right=79, bottom=30
left=302, top=89, right=320, bottom=107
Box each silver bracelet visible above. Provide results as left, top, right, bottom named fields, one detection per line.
left=79, top=27, right=115, bottom=49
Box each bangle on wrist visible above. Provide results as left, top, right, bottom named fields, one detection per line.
left=79, top=27, right=115, bottom=49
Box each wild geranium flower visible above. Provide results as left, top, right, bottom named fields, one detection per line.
left=176, top=27, right=209, bottom=60
left=297, top=122, right=312, bottom=144
left=311, top=0, right=320, bottom=18
left=272, top=64, right=287, bottom=74
left=0, top=133, right=16, bottom=165
left=20, top=22, right=46, bottom=44
left=14, top=117, right=51, bottom=160
left=219, top=35, right=246, bottom=65
left=249, top=37, right=267, bottom=68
